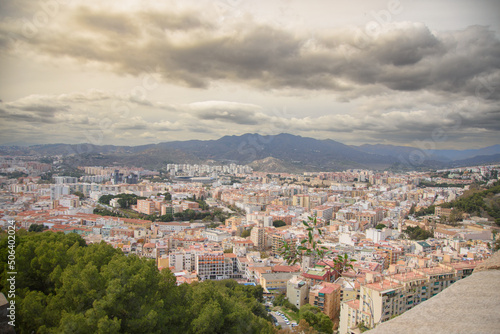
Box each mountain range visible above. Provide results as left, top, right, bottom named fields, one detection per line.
left=1, top=133, right=499, bottom=172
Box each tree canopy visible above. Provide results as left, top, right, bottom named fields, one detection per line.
left=299, top=304, right=333, bottom=334
left=98, top=193, right=144, bottom=209
left=440, top=181, right=500, bottom=224
left=241, top=228, right=252, bottom=238
left=273, top=220, right=287, bottom=228
left=404, top=226, right=433, bottom=240
left=28, top=224, right=48, bottom=232
left=414, top=205, right=435, bottom=217
left=0, top=232, right=274, bottom=334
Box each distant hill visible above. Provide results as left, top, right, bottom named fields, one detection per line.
left=248, top=157, right=300, bottom=173
left=0, top=133, right=498, bottom=172
left=451, top=154, right=500, bottom=167
left=358, top=144, right=500, bottom=163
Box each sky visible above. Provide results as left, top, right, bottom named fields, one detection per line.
left=0, top=0, right=499, bottom=149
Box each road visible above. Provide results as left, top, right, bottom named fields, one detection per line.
left=270, top=311, right=291, bottom=329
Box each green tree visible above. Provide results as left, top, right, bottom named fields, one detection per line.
left=72, top=191, right=85, bottom=200
left=375, top=224, right=386, bottom=230
left=158, top=192, right=172, bottom=201
left=273, top=220, right=287, bottom=228
left=404, top=226, right=433, bottom=240
left=448, top=208, right=464, bottom=224
left=28, top=224, right=48, bottom=232
left=279, top=216, right=355, bottom=277
left=1, top=232, right=274, bottom=334
left=358, top=321, right=370, bottom=332
left=159, top=214, right=174, bottom=222
left=185, top=280, right=273, bottom=334
left=241, top=228, right=252, bottom=238
left=299, top=304, right=333, bottom=334
left=494, top=238, right=500, bottom=251
left=415, top=205, right=435, bottom=217
left=98, top=194, right=115, bottom=205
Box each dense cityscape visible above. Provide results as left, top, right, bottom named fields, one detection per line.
left=1, top=153, right=499, bottom=332
left=1, top=0, right=499, bottom=333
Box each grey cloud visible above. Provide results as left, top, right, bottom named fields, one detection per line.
left=458, top=109, right=500, bottom=131
left=114, top=123, right=148, bottom=131
left=188, top=127, right=213, bottom=134
left=58, top=90, right=115, bottom=103
left=0, top=0, right=39, bottom=19
left=368, top=24, right=443, bottom=67
left=129, top=96, right=153, bottom=107
left=4, top=96, right=71, bottom=124
left=0, top=108, right=56, bottom=124
left=140, top=10, right=213, bottom=31
left=17, top=104, right=66, bottom=114
left=196, top=109, right=260, bottom=125
left=1, top=90, right=498, bottom=148
left=75, top=8, right=139, bottom=36
left=188, top=101, right=264, bottom=125
left=4, top=6, right=499, bottom=100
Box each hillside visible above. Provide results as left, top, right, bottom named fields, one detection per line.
left=0, top=133, right=498, bottom=172
left=441, top=181, right=500, bottom=225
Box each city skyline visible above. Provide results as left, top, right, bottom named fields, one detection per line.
left=0, top=0, right=499, bottom=149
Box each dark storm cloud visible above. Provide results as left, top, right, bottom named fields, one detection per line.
left=0, top=108, right=56, bottom=124
left=459, top=109, right=500, bottom=131
left=2, top=5, right=498, bottom=101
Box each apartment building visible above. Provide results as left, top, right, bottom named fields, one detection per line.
left=196, top=251, right=226, bottom=280
left=271, top=231, right=289, bottom=255
left=160, top=204, right=174, bottom=216
left=168, top=249, right=197, bottom=272
left=312, top=205, right=334, bottom=221
left=195, top=251, right=240, bottom=280
left=250, top=226, right=266, bottom=250
left=136, top=199, right=155, bottom=215
left=287, top=275, right=310, bottom=308
left=339, top=263, right=478, bottom=334
left=309, top=282, right=342, bottom=320
left=293, top=194, right=311, bottom=210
